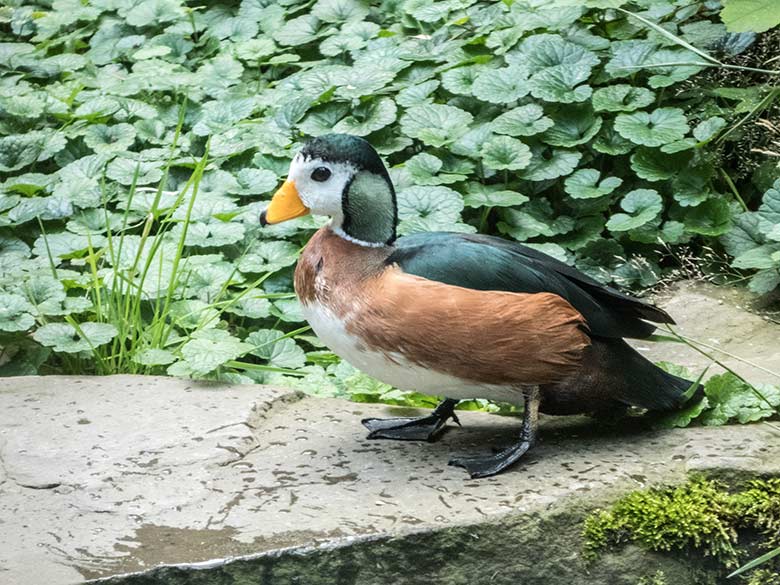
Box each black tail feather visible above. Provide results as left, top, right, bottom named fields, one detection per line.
left=540, top=337, right=704, bottom=415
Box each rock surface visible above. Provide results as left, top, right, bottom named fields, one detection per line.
left=1, top=281, right=779, bottom=585
left=636, top=280, right=780, bottom=384
left=1, top=376, right=778, bottom=585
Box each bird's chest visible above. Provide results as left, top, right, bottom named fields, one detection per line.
left=293, top=229, right=382, bottom=355
left=295, top=262, right=397, bottom=385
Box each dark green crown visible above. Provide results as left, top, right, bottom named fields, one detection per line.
left=300, top=134, right=389, bottom=177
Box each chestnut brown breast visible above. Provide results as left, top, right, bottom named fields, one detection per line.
left=295, top=228, right=591, bottom=387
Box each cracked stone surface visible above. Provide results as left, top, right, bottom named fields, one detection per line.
left=634, top=280, right=780, bottom=384
left=1, top=282, right=779, bottom=585
left=1, top=375, right=779, bottom=585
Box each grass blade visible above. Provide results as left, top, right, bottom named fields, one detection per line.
left=727, top=546, right=780, bottom=578
left=616, top=8, right=722, bottom=65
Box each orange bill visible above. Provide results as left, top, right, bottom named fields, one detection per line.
left=262, top=180, right=309, bottom=224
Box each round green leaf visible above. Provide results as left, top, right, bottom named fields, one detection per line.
left=298, top=103, right=351, bottom=136
left=491, top=104, right=554, bottom=137
left=106, top=157, right=163, bottom=185
left=397, top=185, right=464, bottom=233
left=32, top=232, right=107, bottom=260
left=693, top=116, right=727, bottom=142
left=125, top=0, right=183, bottom=27
left=400, top=104, right=473, bottom=148
left=0, top=132, right=64, bottom=172
left=229, top=168, right=279, bottom=196
left=463, top=184, right=529, bottom=208
left=247, top=329, right=306, bottom=368
left=513, top=34, right=600, bottom=74
left=405, top=152, right=466, bottom=186
left=684, top=198, right=732, bottom=236
left=630, top=148, right=693, bottom=182
left=520, top=147, right=581, bottom=181
left=606, top=189, right=663, bottom=232
left=441, top=65, right=487, bottom=96
left=0, top=293, right=35, bottom=332
left=66, top=209, right=124, bottom=235
left=312, top=0, right=369, bottom=23
left=397, top=80, right=440, bottom=107
left=604, top=40, right=657, bottom=79
left=472, top=65, right=531, bottom=104
left=480, top=136, right=532, bottom=171
left=224, top=295, right=272, bottom=319
left=33, top=322, right=118, bottom=353
left=320, top=34, right=365, bottom=57
left=192, top=98, right=256, bottom=136
left=238, top=240, right=300, bottom=274
left=614, top=108, right=690, bottom=147
left=593, top=123, right=635, bottom=155
left=564, top=169, right=623, bottom=199
left=169, top=299, right=220, bottom=330
left=84, top=123, right=137, bottom=154
left=451, top=124, right=493, bottom=159
left=592, top=85, right=655, bottom=112
left=334, top=67, right=395, bottom=100
left=749, top=269, right=780, bottom=294
left=757, top=181, right=780, bottom=235
left=542, top=108, right=602, bottom=147
left=270, top=298, right=305, bottom=323
left=179, top=221, right=246, bottom=247
left=499, top=199, right=575, bottom=240
left=333, top=97, right=397, bottom=136
left=180, top=260, right=245, bottom=302
left=181, top=329, right=252, bottom=375
left=133, top=348, right=176, bottom=366
left=274, top=14, right=326, bottom=47
left=529, top=64, right=592, bottom=103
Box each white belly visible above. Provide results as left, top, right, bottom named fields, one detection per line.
left=301, top=301, right=523, bottom=405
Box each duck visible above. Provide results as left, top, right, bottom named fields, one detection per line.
left=260, top=133, right=699, bottom=479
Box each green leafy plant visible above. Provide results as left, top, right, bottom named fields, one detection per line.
left=723, top=179, right=780, bottom=293
left=0, top=0, right=778, bottom=411
left=721, top=0, right=780, bottom=34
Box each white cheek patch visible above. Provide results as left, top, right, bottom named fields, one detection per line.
left=288, top=155, right=356, bottom=219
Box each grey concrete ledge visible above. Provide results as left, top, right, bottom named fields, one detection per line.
left=2, top=374, right=779, bottom=585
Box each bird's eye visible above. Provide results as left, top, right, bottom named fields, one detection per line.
left=311, top=167, right=331, bottom=182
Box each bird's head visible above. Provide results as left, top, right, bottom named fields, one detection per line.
left=261, top=134, right=397, bottom=247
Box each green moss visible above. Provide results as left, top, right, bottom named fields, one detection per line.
left=731, top=479, right=780, bottom=546
left=747, top=569, right=780, bottom=585
left=583, top=477, right=780, bottom=579
left=637, top=570, right=667, bottom=585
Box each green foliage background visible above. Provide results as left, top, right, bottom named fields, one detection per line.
left=0, top=0, right=779, bottom=410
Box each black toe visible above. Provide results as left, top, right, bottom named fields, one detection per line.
left=362, top=415, right=449, bottom=441
left=449, top=440, right=533, bottom=478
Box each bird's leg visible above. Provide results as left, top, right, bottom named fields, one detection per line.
left=449, top=386, right=540, bottom=479
left=362, top=398, right=461, bottom=442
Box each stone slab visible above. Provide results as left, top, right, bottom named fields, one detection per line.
left=634, top=280, right=780, bottom=384
left=1, top=375, right=779, bottom=585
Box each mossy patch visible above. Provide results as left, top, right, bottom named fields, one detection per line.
left=583, top=476, right=780, bottom=581
left=637, top=571, right=667, bottom=585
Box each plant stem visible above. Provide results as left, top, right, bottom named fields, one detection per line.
left=225, top=361, right=306, bottom=376
left=717, top=88, right=780, bottom=145
left=718, top=169, right=749, bottom=212
left=616, top=8, right=722, bottom=66
left=664, top=326, right=780, bottom=425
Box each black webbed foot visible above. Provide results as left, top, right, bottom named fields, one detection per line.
left=449, top=386, right=540, bottom=479
left=362, top=398, right=460, bottom=442
left=449, top=440, right=532, bottom=478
